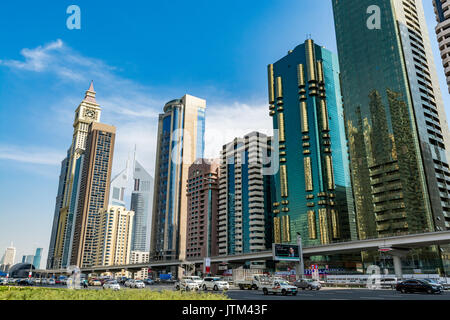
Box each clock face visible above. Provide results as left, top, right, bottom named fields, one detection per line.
left=84, top=109, right=97, bottom=120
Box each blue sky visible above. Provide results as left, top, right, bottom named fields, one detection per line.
left=0, top=1, right=448, bottom=267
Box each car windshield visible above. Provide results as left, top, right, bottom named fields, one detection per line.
left=108, top=281, right=118, bottom=284
left=212, top=278, right=222, bottom=281
left=191, top=277, right=201, bottom=280
left=279, top=281, right=290, bottom=286
left=423, top=279, right=438, bottom=284
left=185, top=280, right=193, bottom=283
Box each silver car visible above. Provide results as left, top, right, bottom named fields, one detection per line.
left=294, top=278, right=322, bottom=290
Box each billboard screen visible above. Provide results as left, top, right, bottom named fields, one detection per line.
left=272, top=244, right=301, bottom=261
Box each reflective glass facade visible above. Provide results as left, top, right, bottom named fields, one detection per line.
left=151, top=95, right=206, bottom=261
left=268, top=39, right=356, bottom=248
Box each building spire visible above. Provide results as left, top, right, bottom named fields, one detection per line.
left=84, top=80, right=97, bottom=104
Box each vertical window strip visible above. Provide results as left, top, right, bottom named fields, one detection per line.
left=331, top=209, right=340, bottom=239
left=304, top=157, right=313, bottom=191
left=268, top=64, right=275, bottom=104
left=326, top=155, right=335, bottom=190
left=319, top=208, right=330, bottom=245
left=297, top=64, right=305, bottom=87
left=278, top=113, right=286, bottom=143
left=300, top=101, right=309, bottom=133
left=306, top=40, right=316, bottom=81
left=308, top=210, right=317, bottom=240
left=280, top=165, right=289, bottom=198
left=320, top=99, right=329, bottom=131
left=276, top=76, right=283, bottom=99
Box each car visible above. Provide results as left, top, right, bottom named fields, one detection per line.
left=131, top=280, right=146, bottom=289
left=17, top=279, right=33, bottom=286
left=48, top=279, right=56, bottom=285
left=0, top=278, right=8, bottom=285
left=34, top=278, right=41, bottom=285
left=124, top=279, right=134, bottom=287
left=202, top=277, right=229, bottom=291
left=262, top=280, right=298, bottom=296
left=89, top=279, right=102, bottom=286
left=183, top=276, right=204, bottom=286
left=294, top=278, right=322, bottom=291
left=175, top=279, right=200, bottom=291
left=103, top=280, right=121, bottom=291
left=396, top=279, right=443, bottom=294
left=143, top=279, right=155, bottom=285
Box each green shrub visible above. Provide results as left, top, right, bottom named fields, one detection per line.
left=0, top=287, right=230, bottom=301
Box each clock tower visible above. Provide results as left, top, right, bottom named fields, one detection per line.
left=52, top=81, right=103, bottom=268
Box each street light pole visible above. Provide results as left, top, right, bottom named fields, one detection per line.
left=297, top=233, right=304, bottom=280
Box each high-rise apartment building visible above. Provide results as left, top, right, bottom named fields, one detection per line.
left=333, top=0, right=450, bottom=238
left=47, top=155, right=69, bottom=269
left=130, top=251, right=150, bottom=279
left=433, top=0, right=450, bottom=93
left=218, top=132, right=274, bottom=257
left=186, top=159, right=220, bottom=260
left=94, top=206, right=135, bottom=267
left=267, top=39, right=357, bottom=247
left=48, top=82, right=102, bottom=269
left=151, top=95, right=206, bottom=262
left=70, top=122, right=116, bottom=268
left=333, top=0, right=450, bottom=273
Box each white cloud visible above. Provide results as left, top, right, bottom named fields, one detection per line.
left=0, top=40, right=273, bottom=179
left=0, top=145, right=64, bottom=166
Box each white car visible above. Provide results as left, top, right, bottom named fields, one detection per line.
left=175, top=279, right=200, bottom=291
left=202, top=277, right=230, bottom=291
left=103, top=280, right=121, bottom=291
left=183, top=276, right=203, bottom=286
left=48, top=279, right=56, bottom=285
left=131, top=280, right=146, bottom=289
left=262, top=280, right=298, bottom=296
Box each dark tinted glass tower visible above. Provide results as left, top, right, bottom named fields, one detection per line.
left=268, top=39, right=357, bottom=248
left=333, top=0, right=450, bottom=273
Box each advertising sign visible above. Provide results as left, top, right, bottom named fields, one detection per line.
left=272, top=244, right=301, bottom=261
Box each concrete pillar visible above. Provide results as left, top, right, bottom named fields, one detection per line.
left=393, top=255, right=403, bottom=279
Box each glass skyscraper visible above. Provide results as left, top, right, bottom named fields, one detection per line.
left=333, top=0, right=450, bottom=273
left=268, top=39, right=356, bottom=248
left=151, top=94, right=206, bottom=262
left=131, top=160, right=154, bottom=252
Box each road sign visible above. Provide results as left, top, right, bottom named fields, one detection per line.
left=378, top=247, right=393, bottom=252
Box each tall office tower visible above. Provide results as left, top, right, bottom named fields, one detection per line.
left=130, top=251, right=150, bottom=279
left=333, top=0, right=450, bottom=273
left=131, top=160, right=154, bottom=252
left=94, top=206, right=135, bottom=267
left=109, top=156, right=132, bottom=208
left=23, top=255, right=34, bottom=264
left=33, top=248, right=42, bottom=269
left=433, top=0, right=450, bottom=93
left=151, top=95, right=206, bottom=262
left=70, top=122, right=116, bottom=268
left=217, top=132, right=274, bottom=258
left=47, top=154, right=69, bottom=269
left=186, top=159, right=220, bottom=261
left=333, top=0, right=450, bottom=237
left=1, top=245, right=16, bottom=267
left=48, top=82, right=102, bottom=269
left=267, top=39, right=356, bottom=248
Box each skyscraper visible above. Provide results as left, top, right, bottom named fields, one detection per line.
left=48, top=82, right=102, bottom=269
left=151, top=95, right=206, bottom=262
left=333, top=0, right=450, bottom=273
left=333, top=0, right=450, bottom=237
left=131, top=160, right=154, bottom=252
left=186, top=159, right=220, bottom=261
left=70, top=122, right=116, bottom=268
left=33, top=248, right=42, bottom=270
left=433, top=0, right=450, bottom=93
left=267, top=39, right=357, bottom=247
left=94, top=206, right=135, bottom=267
left=217, top=132, right=275, bottom=258
left=0, top=244, right=16, bottom=269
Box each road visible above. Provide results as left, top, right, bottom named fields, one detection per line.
left=24, top=283, right=450, bottom=300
